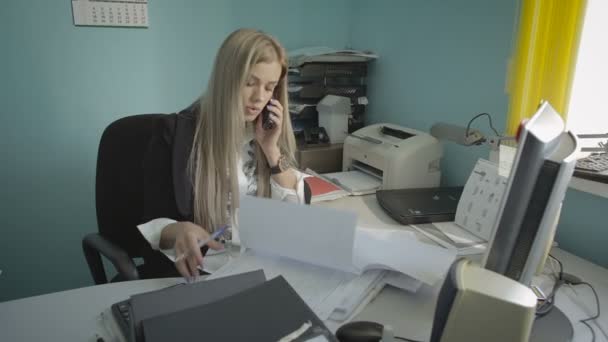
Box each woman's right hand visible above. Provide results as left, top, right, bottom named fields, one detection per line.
left=165, top=222, right=223, bottom=279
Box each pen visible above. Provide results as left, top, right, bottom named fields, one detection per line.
left=174, top=225, right=229, bottom=263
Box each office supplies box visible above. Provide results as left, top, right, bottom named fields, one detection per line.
left=141, top=276, right=338, bottom=342
left=376, top=186, right=464, bottom=225
left=340, top=123, right=442, bottom=193
left=111, top=270, right=266, bottom=342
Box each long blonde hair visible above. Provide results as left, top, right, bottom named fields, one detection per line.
left=189, top=28, right=296, bottom=232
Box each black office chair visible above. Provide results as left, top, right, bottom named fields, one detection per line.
left=83, top=114, right=312, bottom=285
left=83, top=114, right=167, bottom=285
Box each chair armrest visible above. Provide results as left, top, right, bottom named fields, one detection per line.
left=82, top=233, right=140, bottom=285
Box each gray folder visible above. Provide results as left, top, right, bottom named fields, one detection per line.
left=130, top=270, right=266, bottom=342
left=141, top=276, right=338, bottom=342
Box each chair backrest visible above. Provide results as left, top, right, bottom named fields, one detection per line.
left=96, top=114, right=166, bottom=257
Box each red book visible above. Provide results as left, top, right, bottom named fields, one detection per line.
left=304, top=176, right=349, bottom=202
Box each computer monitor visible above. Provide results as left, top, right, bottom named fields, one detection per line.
left=483, top=101, right=579, bottom=286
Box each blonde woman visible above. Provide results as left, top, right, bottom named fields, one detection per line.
left=137, top=29, right=306, bottom=280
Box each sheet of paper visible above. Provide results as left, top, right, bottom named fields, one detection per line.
left=410, top=224, right=486, bottom=256
left=455, top=244, right=487, bottom=256
left=238, top=196, right=358, bottom=273
left=305, top=336, right=330, bottom=342
left=352, top=227, right=456, bottom=285
left=409, top=223, right=455, bottom=249
left=208, top=250, right=358, bottom=320
left=432, top=221, right=484, bottom=246
left=322, top=170, right=382, bottom=195
left=325, top=270, right=385, bottom=321
left=499, top=144, right=517, bottom=178
left=455, top=159, right=507, bottom=241
left=383, top=271, right=423, bottom=293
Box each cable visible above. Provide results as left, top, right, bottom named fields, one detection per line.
left=465, top=113, right=502, bottom=139
left=535, top=254, right=565, bottom=317
left=395, top=336, right=423, bottom=342
left=549, top=254, right=564, bottom=280
left=535, top=279, right=563, bottom=317
left=573, top=282, right=600, bottom=342
left=582, top=320, right=596, bottom=342
left=538, top=254, right=602, bottom=342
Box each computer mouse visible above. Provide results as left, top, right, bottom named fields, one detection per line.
left=335, top=321, right=384, bottom=342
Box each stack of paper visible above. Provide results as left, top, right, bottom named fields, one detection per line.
left=288, top=47, right=378, bottom=68
left=353, top=226, right=455, bottom=285
left=410, top=223, right=486, bottom=256
left=209, top=196, right=456, bottom=322
left=322, top=170, right=382, bottom=195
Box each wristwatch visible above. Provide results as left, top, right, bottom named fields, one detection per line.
left=270, top=154, right=290, bottom=175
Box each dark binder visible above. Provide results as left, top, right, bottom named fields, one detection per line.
left=141, top=276, right=338, bottom=342
left=128, top=270, right=266, bottom=342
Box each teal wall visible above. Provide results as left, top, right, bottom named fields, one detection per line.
left=350, top=0, right=516, bottom=185
left=557, top=189, right=608, bottom=267
left=1, top=0, right=605, bottom=302
left=0, top=0, right=350, bottom=301
left=350, top=0, right=608, bottom=268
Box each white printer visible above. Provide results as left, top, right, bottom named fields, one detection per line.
left=342, top=123, right=442, bottom=190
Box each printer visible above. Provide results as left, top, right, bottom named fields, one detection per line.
left=342, top=123, right=442, bottom=189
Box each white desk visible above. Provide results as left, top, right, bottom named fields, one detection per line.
left=320, top=195, right=608, bottom=341
left=1, top=196, right=607, bottom=342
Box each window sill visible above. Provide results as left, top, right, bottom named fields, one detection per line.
left=569, top=176, right=608, bottom=199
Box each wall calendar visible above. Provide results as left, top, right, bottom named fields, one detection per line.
left=72, top=0, right=148, bottom=27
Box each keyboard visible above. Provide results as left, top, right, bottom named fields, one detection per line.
left=576, top=153, right=608, bottom=172
left=111, top=299, right=132, bottom=340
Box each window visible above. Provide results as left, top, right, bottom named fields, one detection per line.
left=567, top=0, right=608, bottom=149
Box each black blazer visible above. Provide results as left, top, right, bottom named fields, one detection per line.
left=139, top=106, right=203, bottom=277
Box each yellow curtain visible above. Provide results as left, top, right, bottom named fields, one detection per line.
left=505, top=0, right=588, bottom=135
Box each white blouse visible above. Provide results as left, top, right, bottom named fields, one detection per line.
left=137, top=139, right=305, bottom=251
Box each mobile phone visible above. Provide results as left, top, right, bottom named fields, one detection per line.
left=262, top=98, right=276, bottom=130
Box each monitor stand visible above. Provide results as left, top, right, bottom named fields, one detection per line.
left=530, top=307, right=573, bottom=342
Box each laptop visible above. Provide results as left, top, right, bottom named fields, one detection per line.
left=376, top=186, right=464, bottom=225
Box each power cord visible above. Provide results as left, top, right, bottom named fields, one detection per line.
left=547, top=255, right=601, bottom=342
left=572, top=282, right=601, bottom=342
left=465, top=113, right=502, bottom=140
left=536, top=254, right=565, bottom=317
left=550, top=254, right=564, bottom=281
left=394, top=336, right=422, bottom=342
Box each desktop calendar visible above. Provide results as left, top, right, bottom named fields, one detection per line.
left=72, top=0, right=148, bottom=27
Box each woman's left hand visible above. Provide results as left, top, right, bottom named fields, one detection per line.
left=255, top=98, right=284, bottom=158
